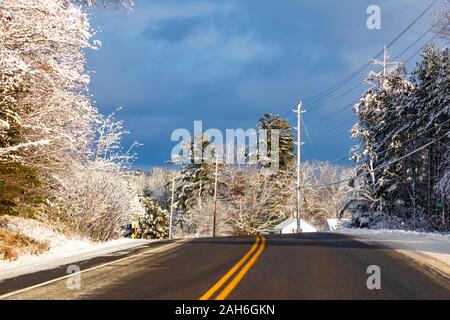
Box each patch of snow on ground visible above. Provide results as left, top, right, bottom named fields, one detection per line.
left=337, top=228, right=450, bottom=242
left=0, top=216, right=152, bottom=281
left=337, top=228, right=450, bottom=272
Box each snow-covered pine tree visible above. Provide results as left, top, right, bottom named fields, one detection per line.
left=349, top=46, right=449, bottom=231
left=407, top=46, right=450, bottom=229
left=350, top=52, right=415, bottom=227
left=227, top=169, right=247, bottom=234
left=433, top=0, right=450, bottom=42
left=173, top=135, right=215, bottom=231
left=254, top=114, right=295, bottom=228
left=138, top=197, right=169, bottom=239
left=257, top=113, right=295, bottom=171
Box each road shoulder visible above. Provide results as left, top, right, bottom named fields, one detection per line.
left=336, top=229, right=450, bottom=284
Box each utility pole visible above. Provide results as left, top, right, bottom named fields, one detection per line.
left=383, top=44, right=387, bottom=76
left=169, top=176, right=175, bottom=239
left=198, top=179, right=202, bottom=211
left=212, top=155, right=219, bottom=237
left=293, top=102, right=302, bottom=234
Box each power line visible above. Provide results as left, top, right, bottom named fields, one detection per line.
left=303, top=30, right=441, bottom=130
left=304, top=83, right=364, bottom=112
left=283, top=23, right=440, bottom=124
left=403, top=32, right=440, bottom=64
left=302, top=24, right=436, bottom=114
left=394, top=25, right=435, bottom=61
left=306, top=97, right=360, bottom=125
left=306, top=117, right=355, bottom=141
left=301, top=131, right=449, bottom=188
left=304, top=128, right=353, bottom=145
left=301, top=116, right=319, bottom=159
left=283, top=34, right=439, bottom=156
left=304, top=116, right=450, bottom=182
left=278, top=4, right=440, bottom=153
left=301, top=0, right=439, bottom=105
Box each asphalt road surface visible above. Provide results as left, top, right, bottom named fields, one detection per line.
left=0, top=233, right=449, bottom=300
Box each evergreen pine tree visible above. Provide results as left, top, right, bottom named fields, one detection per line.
left=351, top=55, right=415, bottom=225
left=138, top=197, right=169, bottom=239
left=173, top=135, right=215, bottom=228
left=257, top=113, right=295, bottom=171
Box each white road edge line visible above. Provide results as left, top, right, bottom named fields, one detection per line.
left=0, top=239, right=189, bottom=300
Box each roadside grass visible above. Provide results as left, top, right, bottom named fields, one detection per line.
left=0, top=217, right=49, bottom=261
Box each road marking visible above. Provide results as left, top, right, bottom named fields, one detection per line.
left=0, top=240, right=187, bottom=300
left=199, top=236, right=261, bottom=300
left=199, top=236, right=266, bottom=300
left=215, top=236, right=266, bottom=300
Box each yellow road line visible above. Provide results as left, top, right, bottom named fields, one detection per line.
left=199, top=236, right=261, bottom=300
left=0, top=240, right=187, bottom=300
left=215, top=236, right=266, bottom=300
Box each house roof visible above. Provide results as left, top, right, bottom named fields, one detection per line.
left=274, top=218, right=317, bottom=230
left=274, top=217, right=297, bottom=230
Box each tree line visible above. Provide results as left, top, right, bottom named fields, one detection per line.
left=0, top=0, right=142, bottom=241
left=1, top=0, right=448, bottom=243
left=347, top=45, right=449, bottom=232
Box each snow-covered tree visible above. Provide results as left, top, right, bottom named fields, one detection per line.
left=0, top=0, right=99, bottom=221
left=409, top=46, right=450, bottom=230
left=59, top=112, right=144, bottom=241
left=435, top=150, right=450, bottom=202
left=434, top=0, right=450, bottom=42
left=349, top=46, right=449, bottom=231
left=138, top=198, right=169, bottom=240
left=0, top=0, right=98, bottom=168
left=351, top=52, right=415, bottom=215
left=0, top=0, right=146, bottom=240
left=138, top=167, right=177, bottom=209
left=257, top=114, right=295, bottom=171
left=173, top=135, right=216, bottom=229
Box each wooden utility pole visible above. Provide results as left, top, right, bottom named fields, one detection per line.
left=293, top=102, right=302, bottom=233
left=198, top=179, right=203, bottom=211
left=212, top=155, right=219, bottom=237
left=383, top=44, right=387, bottom=76
left=169, top=177, right=175, bottom=239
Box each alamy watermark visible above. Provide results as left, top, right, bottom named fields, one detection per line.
left=367, top=5, right=381, bottom=30
left=66, top=265, right=81, bottom=290
left=171, top=121, right=281, bottom=173
left=366, top=265, right=381, bottom=290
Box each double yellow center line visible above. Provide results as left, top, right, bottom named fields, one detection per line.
left=199, top=235, right=266, bottom=300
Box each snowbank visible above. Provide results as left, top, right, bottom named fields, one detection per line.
left=0, top=216, right=152, bottom=281
left=337, top=228, right=450, bottom=276
left=337, top=228, right=450, bottom=242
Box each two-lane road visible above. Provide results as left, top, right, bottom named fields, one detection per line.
left=0, top=233, right=449, bottom=300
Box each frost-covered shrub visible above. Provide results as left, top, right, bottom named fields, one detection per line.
left=0, top=0, right=147, bottom=240
left=352, top=210, right=404, bottom=230
left=138, top=167, right=175, bottom=209
left=350, top=204, right=445, bottom=232
left=62, top=160, right=144, bottom=241
left=138, top=198, right=169, bottom=239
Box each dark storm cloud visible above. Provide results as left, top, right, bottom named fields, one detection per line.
left=142, top=16, right=205, bottom=42
left=87, top=0, right=436, bottom=167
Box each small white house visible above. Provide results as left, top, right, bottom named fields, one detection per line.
left=273, top=217, right=318, bottom=234
left=322, top=218, right=351, bottom=232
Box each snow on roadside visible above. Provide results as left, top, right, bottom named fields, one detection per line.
left=337, top=228, right=450, bottom=242
left=0, top=216, right=152, bottom=281
left=337, top=228, right=450, bottom=274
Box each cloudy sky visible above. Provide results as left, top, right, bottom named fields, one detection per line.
left=86, top=0, right=441, bottom=168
